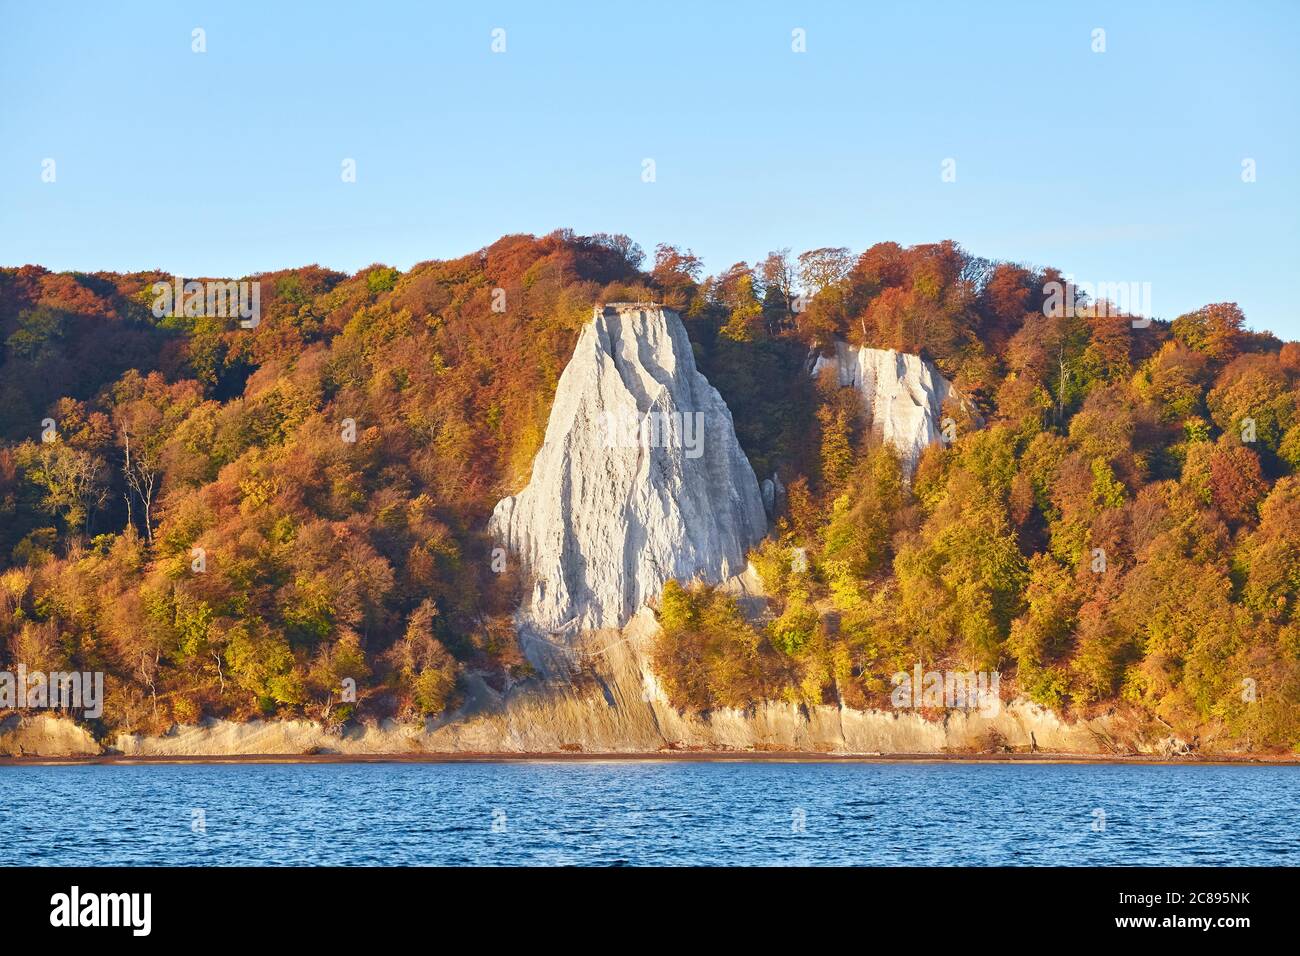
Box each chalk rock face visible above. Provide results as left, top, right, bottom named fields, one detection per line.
left=810, top=341, right=973, bottom=475
left=489, top=304, right=767, bottom=637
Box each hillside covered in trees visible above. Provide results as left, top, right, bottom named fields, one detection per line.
left=2, top=230, right=1298, bottom=750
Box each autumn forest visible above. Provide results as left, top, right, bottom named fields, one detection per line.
left=2, top=231, right=1298, bottom=749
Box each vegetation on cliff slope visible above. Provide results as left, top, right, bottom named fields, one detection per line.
left=2, top=231, right=1298, bottom=748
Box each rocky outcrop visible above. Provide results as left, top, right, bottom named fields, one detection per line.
left=0, top=714, right=99, bottom=756
left=489, top=304, right=768, bottom=643
left=811, top=342, right=976, bottom=475
left=760, top=472, right=785, bottom=519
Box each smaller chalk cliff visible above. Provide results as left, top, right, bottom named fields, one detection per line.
left=489, top=304, right=768, bottom=641
left=810, top=341, right=978, bottom=475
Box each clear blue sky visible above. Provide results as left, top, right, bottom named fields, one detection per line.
left=2, top=1, right=1297, bottom=338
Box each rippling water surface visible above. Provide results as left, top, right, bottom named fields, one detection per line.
left=1, top=761, right=1295, bottom=865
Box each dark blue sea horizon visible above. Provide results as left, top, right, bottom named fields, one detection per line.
left=1, top=762, right=1295, bottom=866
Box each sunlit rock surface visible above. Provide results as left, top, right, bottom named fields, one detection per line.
left=489, top=304, right=767, bottom=639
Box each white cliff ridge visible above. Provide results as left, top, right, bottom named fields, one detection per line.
left=811, top=341, right=976, bottom=475
left=489, top=304, right=768, bottom=639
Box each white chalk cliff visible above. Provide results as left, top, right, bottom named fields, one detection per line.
left=810, top=342, right=975, bottom=475
left=489, top=304, right=768, bottom=639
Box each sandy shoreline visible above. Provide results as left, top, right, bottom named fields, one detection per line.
left=2, top=750, right=1298, bottom=767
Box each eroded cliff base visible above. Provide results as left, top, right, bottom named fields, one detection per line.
left=0, top=613, right=1256, bottom=760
